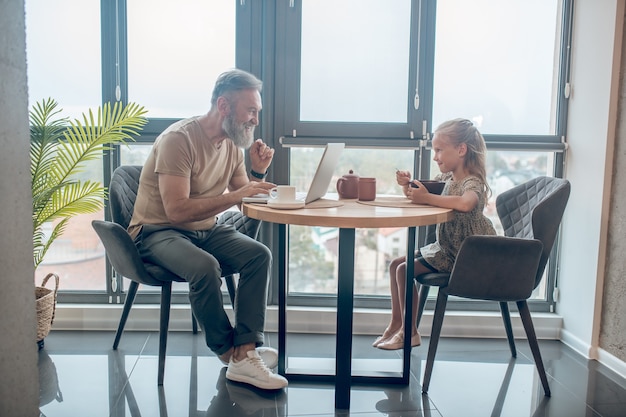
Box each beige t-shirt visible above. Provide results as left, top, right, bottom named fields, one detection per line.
left=128, top=117, right=247, bottom=239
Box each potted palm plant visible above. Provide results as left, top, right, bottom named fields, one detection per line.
left=30, top=98, right=147, bottom=347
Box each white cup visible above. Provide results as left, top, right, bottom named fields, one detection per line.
left=270, top=185, right=297, bottom=203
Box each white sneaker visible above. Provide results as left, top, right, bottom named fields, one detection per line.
left=256, top=347, right=278, bottom=369
left=226, top=350, right=288, bottom=390
left=218, top=347, right=279, bottom=368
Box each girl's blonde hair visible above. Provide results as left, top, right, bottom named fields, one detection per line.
left=435, top=118, right=491, bottom=198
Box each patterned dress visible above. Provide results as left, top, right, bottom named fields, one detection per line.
left=419, top=172, right=496, bottom=272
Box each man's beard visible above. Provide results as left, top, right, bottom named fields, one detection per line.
left=223, top=114, right=254, bottom=149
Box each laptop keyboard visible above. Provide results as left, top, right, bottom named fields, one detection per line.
left=243, top=191, right=307, bottom=203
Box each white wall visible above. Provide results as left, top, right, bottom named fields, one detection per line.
left=559, top=0, right=624, bottom=360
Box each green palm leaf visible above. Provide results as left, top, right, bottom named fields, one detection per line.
left=30, top=98, right=147, bottom=268
left=33, top=218, right=69, bottom=270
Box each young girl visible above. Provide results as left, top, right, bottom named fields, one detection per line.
left=374, top=118, right=496, bottom=350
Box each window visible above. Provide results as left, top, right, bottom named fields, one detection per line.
left=26, top=0, right=106, bottom=293
left=126, top=0, right=236, bottom=118
left=119, top=145, right=240, bottom=297
left=25, top=0, right=572, bottom=313
left=276, top=0, right=572, bottom=311
left=278, top=0, right=420, bottom=141
left=438, top=150, right=556, bottom=301
left=299, top=0, right=411, bottom=124
left=26, top=0, right=101, bottom=115
left=432, top=0, right=563, bottom=135
left=288, top=148, right=413, bottom=298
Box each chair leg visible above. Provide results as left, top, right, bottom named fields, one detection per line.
left=224, top=274, right=237, bottom=305
left=113, top=281, right=139, bottom=350
left=516, top=300, right=551, bottom=397
left=422, top=289, right=448, bottom=394
left=158, top=282, right=172, bottom=386
left=416, top=284, right=430, bottom=328
left=500, top=301, right=517, bottom=358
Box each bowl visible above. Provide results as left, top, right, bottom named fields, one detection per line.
left=410, top=180, right=445, bottom=195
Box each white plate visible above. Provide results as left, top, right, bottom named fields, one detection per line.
left=267, top=200, right=305, bottom=210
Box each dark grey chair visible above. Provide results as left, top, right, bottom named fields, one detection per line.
left=415, top=176, right=571, bottom=397
left=91, top=165, right=261, bottom=385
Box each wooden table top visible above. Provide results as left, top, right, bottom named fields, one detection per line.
left=243, top=198, right=453, bottom=228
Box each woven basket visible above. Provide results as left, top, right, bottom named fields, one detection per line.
left=36, top=273, right=59, bottom=342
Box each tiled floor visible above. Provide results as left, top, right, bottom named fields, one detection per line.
left=38, top=331, right=626, bottom=417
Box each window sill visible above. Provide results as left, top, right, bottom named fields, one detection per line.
left=52, top=304, right=563, bottom=340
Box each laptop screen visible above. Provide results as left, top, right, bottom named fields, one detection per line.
left=302, top=142, right=345, bottom=204
left=242, top=142, right=345, bottom=204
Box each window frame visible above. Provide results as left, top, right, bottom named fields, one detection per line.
left=271, top=0, right=573, bottom=313
left=44, top=0, right=572, bottom=315
left=277, top=0, right=427, bottom=144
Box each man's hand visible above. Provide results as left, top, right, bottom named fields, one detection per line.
left=237, top=180, right=276, bottom=198
left=249, top=139, right=274, bottom=175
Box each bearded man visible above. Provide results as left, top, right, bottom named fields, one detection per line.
left=128, top=69, right=287, bottom=390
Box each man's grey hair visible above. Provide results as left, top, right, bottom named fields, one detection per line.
left=211, top=69, right=263, bottom=106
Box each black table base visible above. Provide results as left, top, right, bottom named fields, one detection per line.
left=277, top=224, right=416, bottom=410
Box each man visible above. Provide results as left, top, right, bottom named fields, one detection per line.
left=128, top=69, right=287, bottom=390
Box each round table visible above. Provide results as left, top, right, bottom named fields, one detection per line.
left=243, top=198, right=453, bottom=410
left=243, top=198, right=453, bottom=228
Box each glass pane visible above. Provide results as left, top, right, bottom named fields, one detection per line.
left=300, top=0, right=412, bottom=123
left=35, top=159, right=107, bottom=291
left=120, top=144, right=153, bottom=166
left=25, top=0, right=101, bottom=117
left=428, top=149, right=555, bottom=300
left=432, top=0, right=561, bottom=135
left=26, top=0, right=105, bottom=291
left=127, top=0, right=236, bottom=118
left=289, top=148, right=414, bottom=295
left=121, top=144, right=235, bottom=297
left=35, top=217, right=106, bottom=291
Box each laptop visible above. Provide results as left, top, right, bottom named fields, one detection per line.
left=243, top=142, right=345, bottom=204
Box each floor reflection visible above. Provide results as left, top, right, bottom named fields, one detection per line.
left=374, top=388, right=430, bottom=417
left=38, top=349, right=63, bottom=414
left=204, top=368, right=287, bottom=417
left=107, top=347, right=287, bottom=417
left=37, top=332, right=626, bottom=417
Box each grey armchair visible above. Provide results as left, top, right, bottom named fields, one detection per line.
left=415, top=176, right=571, bottom=397
left=91, top=165, right=261, bottom=385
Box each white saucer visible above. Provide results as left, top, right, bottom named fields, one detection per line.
left=267, top=199, right=305, bottom=210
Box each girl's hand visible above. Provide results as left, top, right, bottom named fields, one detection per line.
left=406, top=179, right=430, bottom=203
left=396, top=169, right=411, bottom=186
